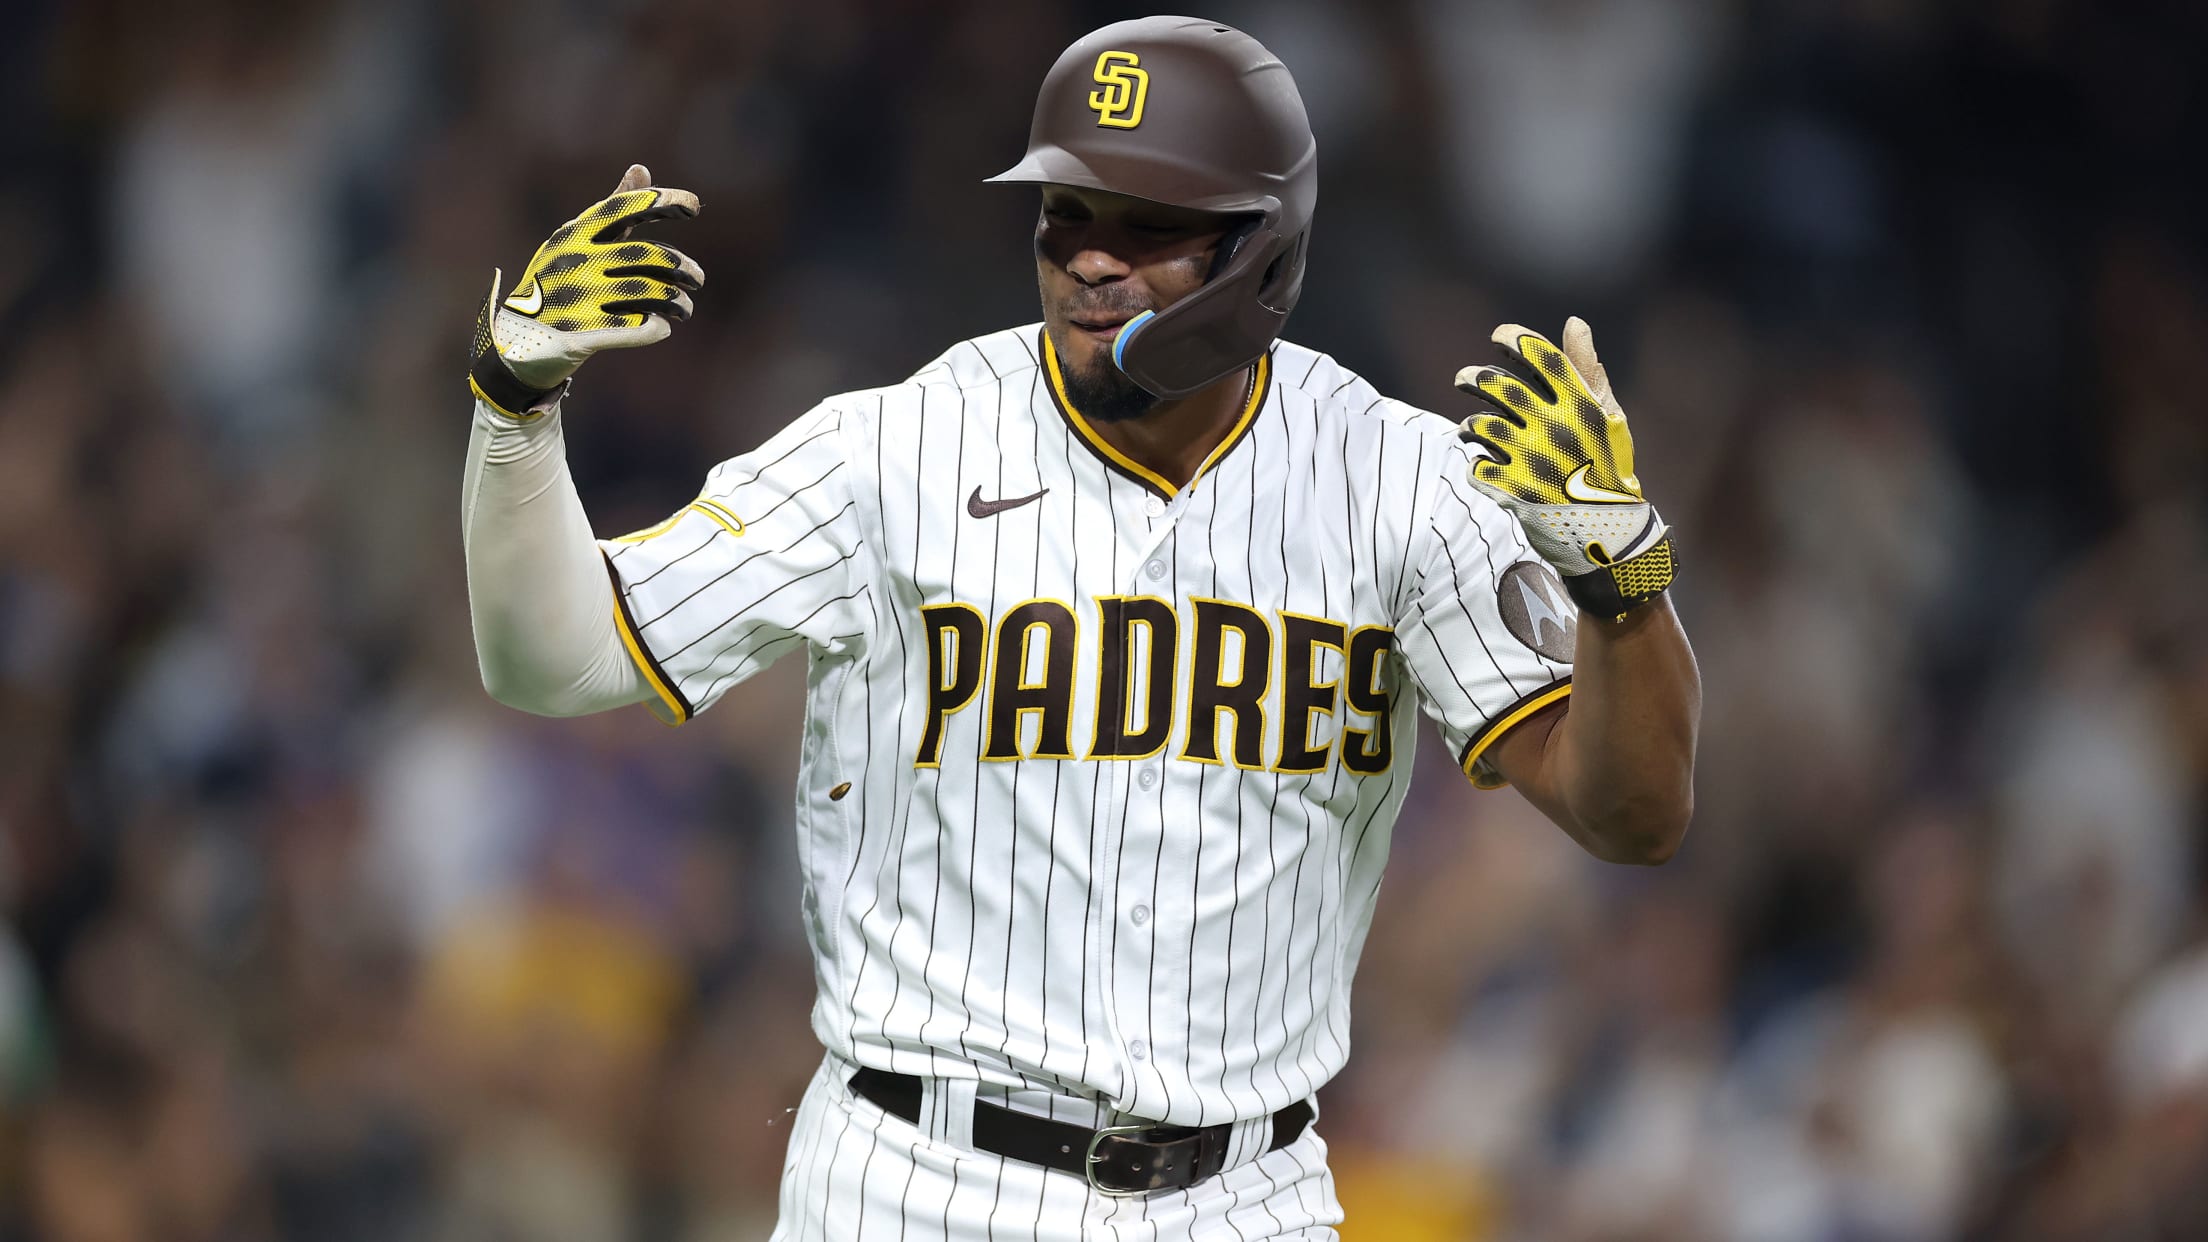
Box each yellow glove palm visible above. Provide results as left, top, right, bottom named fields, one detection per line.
left=469, top=165, right=704, bottom=418
left=1456, top=318, right=1675, bottom=621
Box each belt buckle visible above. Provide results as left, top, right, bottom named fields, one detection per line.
left=1084, top=1122, right=1155, bottom=1198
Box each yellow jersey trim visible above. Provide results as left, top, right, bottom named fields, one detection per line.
left=688, top=498, right=746, bottom=538
left=1041, top=331, right=1268, bottom=500
left=602, top=554, right=690, bottom=726
left=1459, top=678, right=1571, bottom=788
left=612, top=498, right=746, bottom=546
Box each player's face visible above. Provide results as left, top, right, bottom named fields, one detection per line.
left=1034, top=186, right=1230, bottom=419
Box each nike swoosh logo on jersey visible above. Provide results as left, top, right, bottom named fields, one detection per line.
left=504, top=279, right=545, bottom=316
left=968, top=486, right=1048, bottom=519
left=1563, top=462, right=1642, bottom=505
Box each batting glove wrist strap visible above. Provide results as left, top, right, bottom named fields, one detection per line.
left=1564, top=526, right=1677, bottom=623
left=467, top=166, right=702, bottom=414
left=469, top=279, right=567, bottom=420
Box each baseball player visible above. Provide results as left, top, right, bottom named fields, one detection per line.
left=461, top=16, right=1697, bottom=1240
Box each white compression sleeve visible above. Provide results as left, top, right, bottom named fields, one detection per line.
left=460, top=400, right=657, bottom=718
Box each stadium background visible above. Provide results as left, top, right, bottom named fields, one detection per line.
left=3, top=0, right=2206, bottom=1238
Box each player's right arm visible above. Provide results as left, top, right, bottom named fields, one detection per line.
left=463, top=165, right=872, bottom=724
left=462, top=165, right=704, bottom=718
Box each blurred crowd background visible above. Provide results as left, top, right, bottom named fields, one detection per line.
left=3, top=0, right=2206, bottom=1238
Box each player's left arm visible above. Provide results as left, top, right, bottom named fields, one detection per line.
left=1457, top=318, right=1700, bottom=864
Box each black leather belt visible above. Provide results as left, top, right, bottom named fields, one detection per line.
left=848, top=1067, right=1314, bottom=1197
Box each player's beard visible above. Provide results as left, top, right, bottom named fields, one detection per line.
left=1056, top=336, right=1160, bottom=423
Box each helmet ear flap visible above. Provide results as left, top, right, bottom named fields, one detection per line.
left=1115, top=223, right=1299, bottom=399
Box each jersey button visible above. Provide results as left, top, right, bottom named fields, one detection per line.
left=1144, top=495, right=1166, bottom=517
left=1131, top=905, right=1149, bottom=926
left=1130, top=1040, right=1148, bottom=1061
left=1144, top=559, right=1166, bottom=581
left=1137, top=767, right=1159, bottom=789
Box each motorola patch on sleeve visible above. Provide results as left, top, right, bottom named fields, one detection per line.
left=1498, top=561, right=1577, bottom=662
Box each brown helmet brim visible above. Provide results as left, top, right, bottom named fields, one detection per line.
left=986, top=144, right=1286, bottom=220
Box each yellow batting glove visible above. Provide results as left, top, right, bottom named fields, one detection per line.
left=469, top=164, right=704, bottom=420
left=1455, top=317, right=1676, bottom=622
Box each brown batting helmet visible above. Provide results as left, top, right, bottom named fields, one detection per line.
left=988, top=16, right=1317, bottom=400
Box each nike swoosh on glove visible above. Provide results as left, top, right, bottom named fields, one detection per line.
left=469, top=164, right=705, bottom=419
left=1455, top=317, right=1677, bottom=622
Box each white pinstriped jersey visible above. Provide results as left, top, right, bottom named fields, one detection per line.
left=601, top=324, right=1572, bottom=1127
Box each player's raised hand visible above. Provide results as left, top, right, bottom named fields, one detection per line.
left=468, top=164, right=706, bottom=418
left=1454, top=317, right=1677, bottom=622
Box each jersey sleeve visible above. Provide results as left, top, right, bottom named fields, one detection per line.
left=598, top=402, right=869, bottom=724
left=1393, top=437, right=1575, bottom=788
